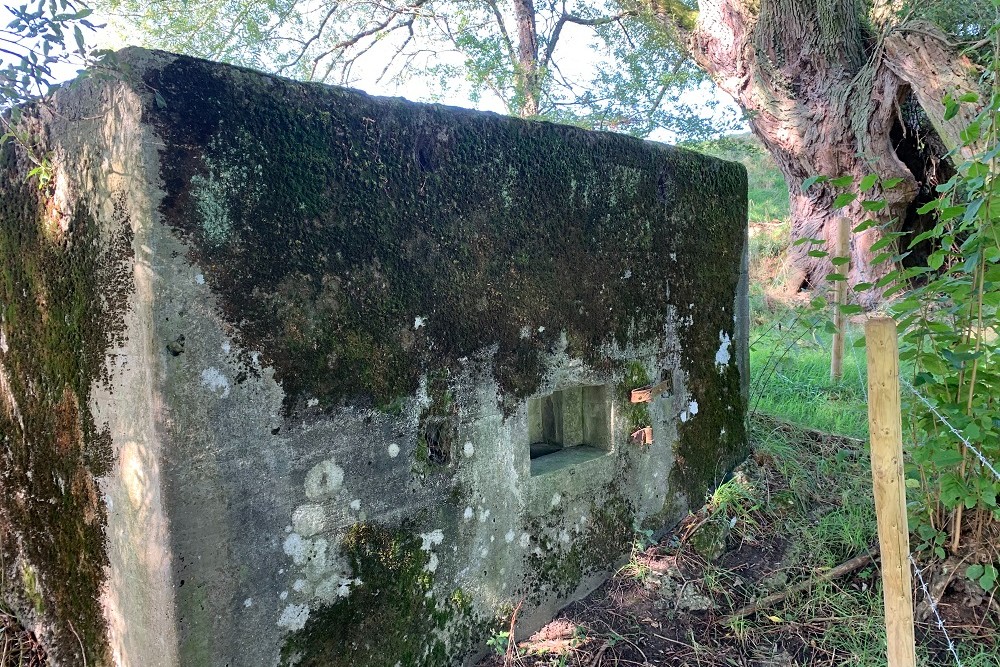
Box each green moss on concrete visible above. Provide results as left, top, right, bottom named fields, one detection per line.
left=280, top=522, right=476, bottom=667
left=141, top=53, right=745, bottom=424
left=619, top=361, right=651, bottom=435
left=0, top=141, right=132, bottom=665
left=525, top=488, right=635, bottom=598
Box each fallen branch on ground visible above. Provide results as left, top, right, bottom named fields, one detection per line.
left=721, top=552, right=875, bottom=625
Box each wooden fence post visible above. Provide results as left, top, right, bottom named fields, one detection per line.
left=831, top=217, right=850, bottom=382
left=865, top=317, right=916, bottom=667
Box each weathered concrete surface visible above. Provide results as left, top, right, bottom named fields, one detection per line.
left=0, top=48, right=748, bottom=666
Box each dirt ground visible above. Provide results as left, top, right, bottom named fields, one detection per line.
left=478, top=418, right=999, bottom=667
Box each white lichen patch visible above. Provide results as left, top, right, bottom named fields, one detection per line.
left=715, top=331, right=732, bottom=368
left=420, top=529, right=445, bottom=551
left=505, top=530, right=516, bottom=543
left=315, top=576, right=354, bottom=602
left=243, top=598, right=253, bottom=608
left=194, top=273, right=205, bottom=285
left=550, top=493, right=561, bottom=508
left=414, top=316, right=427, bottom=329
left=463, top=506, right=474, bottom=521
left=277, top=604, right=310, bottom=631
left=282, top=533, right=310, bottom=565
left=426, top=552, right=440, bottom=573
left=463, top=442, right=474, bottom=458
left=190, top=171, right=234, bottom=245
left=292, top=504, right=327, bottom=538
left=519, top=533, right=531, bottom=549
left=680, top=400, right=700, bottom=423
left=304, top=460, right=344, bottom=499
left=190, top=133, right=264, bottom=247
left=387, top=443, right=400, bottom=458
left=200, top=367, right=230, bottom=398
left=349, top=499, right=362, bottom=511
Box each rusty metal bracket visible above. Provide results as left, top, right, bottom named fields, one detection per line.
left=630, top=426, right=653, bottom=445
left=630, top=378, right=671, bottom=403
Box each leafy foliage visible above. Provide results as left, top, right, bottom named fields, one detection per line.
left=1, top=1, right=97, bottom=107
left=796, top=26, right=1000, bottom=585
left=95, top=0, right=736, bottom=139
left=1, top=1, right=102, bottom=184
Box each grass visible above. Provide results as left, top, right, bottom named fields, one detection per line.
left=749, top=303, right=869, bottom=440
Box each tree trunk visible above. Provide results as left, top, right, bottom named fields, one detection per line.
left=512, top=0, right=541, bottom=117
left=650, top=0, right=984, bottom=306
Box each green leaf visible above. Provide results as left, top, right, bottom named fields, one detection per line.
left=882, top=178, right=904, bottom=189
left=853, top=282, right=874, bottom=291
left=833, top=193, right=856, bottom=208
left=853, top=220, right=877, bottom=232
left=831, top=175, right=854, bottom=188
left=967, top=564, right=985, bottom=580
left=944, top=95, right=959, bottom=121
left=807, top=249, right=829, bottom=258
left=831, top=256, right=849, bottom=266
left=940, top=206, right=965, bottom=221
left=826, top=272, right=847, bottom=281
left=981, top=564, right=997, bottom=590
left=916, top=199, right=941, bottom=215
left=840, top=304, right=864, bottom=315
left=959, top=91, right=980, bottom=103
left=861, top=199, right=887, bottom=212
left=801, top=175, right=826, bottom=190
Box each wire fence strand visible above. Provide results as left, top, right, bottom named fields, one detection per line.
left=902, top=379, right=1000, bottom=482
left=910, top=554, right=964, bottom=667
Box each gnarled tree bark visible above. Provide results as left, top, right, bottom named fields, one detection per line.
left=649, top=0, right=984, bottom=306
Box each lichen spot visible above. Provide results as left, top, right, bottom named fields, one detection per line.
left=305, top=459, right=344, bottom=499
left=519, top=533, right=531, bottom=548
left=200, top=367, right=230, bottom=398
left=463, top=442, right=474, bottom=458
left=292, top=504, right=328, bottom=538
left=715, top=331, right=732, bottom=368
left=504, top=530, right=516, bottom=543
left=244, top=598, right=253, bottom=608
left=349, top=499, right=361, bottom=511
left=420, top=529, right=444, bottom=551
left=387, top=443, right=400, bottom=458
left=195, top=273, right=205, bottom=285
left=550, top=493, right=562, bottom=508
left=463, top=506, right=474, bottom=521
left=190, top=171, right=234, bottom=246
left=277, top=604, right=310, bottom=631
left=414, top=316, right=427, bottom=329
left=283, top=533, right=310, bottom=565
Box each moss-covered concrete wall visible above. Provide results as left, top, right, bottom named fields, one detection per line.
left=0, top=48, right=748, bottom=666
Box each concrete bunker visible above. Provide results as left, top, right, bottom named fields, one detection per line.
left=0, top=49, right=749, bottom=666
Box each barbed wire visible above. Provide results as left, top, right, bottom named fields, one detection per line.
left=901, top=379, right=1000, bottom=482
left=909, top=554, right=964, bottom=667
left=848, top=328, right=868, bottom=402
